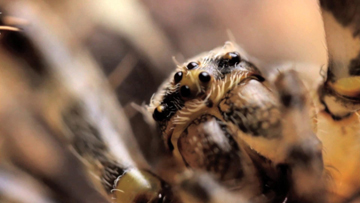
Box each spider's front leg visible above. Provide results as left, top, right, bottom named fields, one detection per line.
left=62, top=105, right=178, bottom=203
left=273, top=70, right=325, bottom=203
left=176, top=115, right=262, bottom=200
left=220, top=70, right=326, bottom=202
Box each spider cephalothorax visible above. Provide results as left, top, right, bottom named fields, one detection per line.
left=149, top=42, right=264, bottom=145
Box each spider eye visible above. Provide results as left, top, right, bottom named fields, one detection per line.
left=187, top=62, right=198, bottom=70
left=180, top=85, right=191, bottom=98
left=219, top=52, right=241, bottom=67
left=199, top=72, right=211, bottom=83
left=174, top=71, right=183, bottom=84
left=226, top=52, right=241, bottom=66
left=153, top=104, right=168, bottom=121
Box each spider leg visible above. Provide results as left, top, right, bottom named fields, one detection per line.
left=218, top=71, right=326, bottom=202
left=274, top=70, right=326, bottom=203
left=319, top=0, right=360, bottom=119
left=62, top=104, right=180, bottom=203
left=177, top=171, right=261, bottom=203
left=177, top=116, right=262, bottom=198
left=0, top=49, right=109, bottom=202
left=311, top=1, right=360, bottom=201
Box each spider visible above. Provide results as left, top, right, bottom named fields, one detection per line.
left=0, top=0, right=359, bottom=203
left=144, top=1, right=360, bottom=202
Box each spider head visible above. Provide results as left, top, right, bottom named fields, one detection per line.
left=148, top=42, right=262, bottom=139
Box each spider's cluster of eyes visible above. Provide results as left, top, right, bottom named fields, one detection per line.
left=174, top=62, right=211, bottom=98
left=153, top=52, right=241, bottom=122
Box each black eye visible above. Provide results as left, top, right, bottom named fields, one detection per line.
left=199, top=72, right=211, bottom=83
left=219, top=52, right=241, bottom=67
left=153, top=104, right=168, bottom=121
left=226, top=52, right=241, bottom=66
left=174, top=71, right=183, bottom=84
left=187, top=62, right=198, bottom=70
left=180, top=85, right=191, bottom=98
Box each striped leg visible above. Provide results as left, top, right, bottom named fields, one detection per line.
left=219, top=71, right=326, bottom=202
left=319, top=0, right=360, bottom=119
left=316, top=1, right=360, bottom=201
left=177, top=115, right=262, bottom=199
left=274, top=71, right=325, bottom=203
